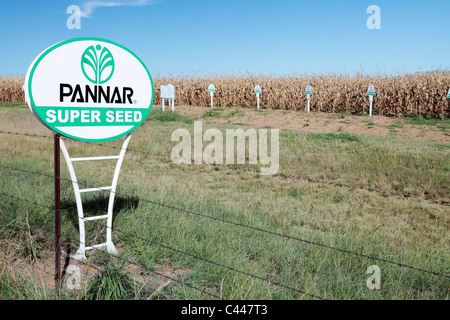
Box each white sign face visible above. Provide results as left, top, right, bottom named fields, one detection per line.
left=161, top=84, right=175, bottom=100
left=160, top=86, right=168, bottom=99
left=254, top=85, right=261, bottom=94
left=305, top=85, right=312, bottom=95
left=367, top=85, right=376, bottom=96
left=208, top=84, right=215, bottom=92
left=24, top=37, right=154, bottom=142
left=447, top=89, right=450, bottom=99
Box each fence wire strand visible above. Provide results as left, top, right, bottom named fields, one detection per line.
left=0, top=206, right=223, bottom=300
left=0, top=130, right=448, bottom=206
left=0, top=192, right=327, bottom=299
left=0, top=167, right=448, bottom=280
left=0, top=129, right=449, bottom=301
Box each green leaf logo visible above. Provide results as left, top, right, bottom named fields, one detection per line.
left=81, top=44, right=115, bottom=84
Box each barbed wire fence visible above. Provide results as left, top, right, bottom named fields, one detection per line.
left=0, top=201, right=221, bottom=300
left=0, top=130, right=448, bottom=300
left=0, top=168, right=448, bottom=299
left=0, top=165, right=449, bottom=280
left=0, top=192, right=325, bottom=300
left=0, top=130, right=448, bottom=206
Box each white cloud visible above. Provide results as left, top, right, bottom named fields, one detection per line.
left=80, top=0, right=158, bottom=18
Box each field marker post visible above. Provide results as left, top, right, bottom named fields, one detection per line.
left=367, top=85, right=375, bottom=116
left=305, top=85, right=312, bottom=112
left=445, top=89, right=450, bottom=120
left=161, top=85, right=166, bottom=111
left=208, top=84, right=215, bottom=107
left=254, top=85, right=261, bottom=109
left=161, top=84, right=175, bottom=111
left=54, top=133, right=61, bottom=297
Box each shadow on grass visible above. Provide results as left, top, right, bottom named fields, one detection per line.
left=60, top=194, right=140, bottom=232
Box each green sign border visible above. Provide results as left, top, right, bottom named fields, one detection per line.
left=27, top=37, right=154, bottom=142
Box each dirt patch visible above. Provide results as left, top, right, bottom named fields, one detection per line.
left=0, top=241, right=189, bottom=299
left=168, top=105, right=450, bottom=143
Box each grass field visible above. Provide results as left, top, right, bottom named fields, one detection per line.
left=0, top=103, right=449, bottom=300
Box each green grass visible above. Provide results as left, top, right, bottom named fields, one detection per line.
left=149, top=110, right=193, bottom=124
left=0, top=269, right=53, bottom=300
left=0, top=106, right=448, bottom=300
left=305, top=132, right=361, bottom=143
left=82, top=263, right=136, bottom=300
left=202, top=109, right=245, bottom=121
left=0, top=102, right=25, bottom=108
left=404, top=115, right=449, bottom=134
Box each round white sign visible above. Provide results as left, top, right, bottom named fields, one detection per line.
left=24, top=37, right=154, bottom=142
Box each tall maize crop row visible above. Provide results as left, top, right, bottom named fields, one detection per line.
left=0, top=76, right=25, bottom=103
left=2, top=71, right=450, bottom=116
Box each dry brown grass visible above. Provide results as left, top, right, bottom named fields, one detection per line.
left=3, top=71, right=450, bottom=116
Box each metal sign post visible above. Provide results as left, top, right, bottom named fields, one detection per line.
left=254, top=85, right=261, bottom=109
left=24, top=38, right=154, bottom=266
left=305, top=85, right=312, bottom=112
left=446, top=89, right=450, bottom=120
left=208, top=84, right=215, bottom=107
left=54, top=133, right=61, bottom=296
left=367, top=85, right=376, bottom=116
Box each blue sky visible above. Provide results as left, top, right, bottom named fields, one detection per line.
left=0, top=0, right=449, bottom=77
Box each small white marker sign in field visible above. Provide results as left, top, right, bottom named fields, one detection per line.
left=161, top=84, right=175, bottom=100
left=305, top=85, right=312, bottom=112
left=447, top=89, right=450, bottom=99
left=305, top=85, right=312, bottom=95
left=208, top=84, right=215, bottom=107
left=254, top=85, right=261, bottom=109
left=161, top=84, right=175, bottom=111
left=367, top=85, right=375, bottom=116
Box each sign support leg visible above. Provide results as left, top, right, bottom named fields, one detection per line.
left=60, top=134, right=132, bottom=261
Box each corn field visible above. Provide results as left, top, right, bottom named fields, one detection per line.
left=0, top=76, right=25, bottom=103
left=2, top=71, right=450, bottom=116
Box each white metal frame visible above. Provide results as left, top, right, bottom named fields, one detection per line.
left=60, top=134, right=132, bottom=261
